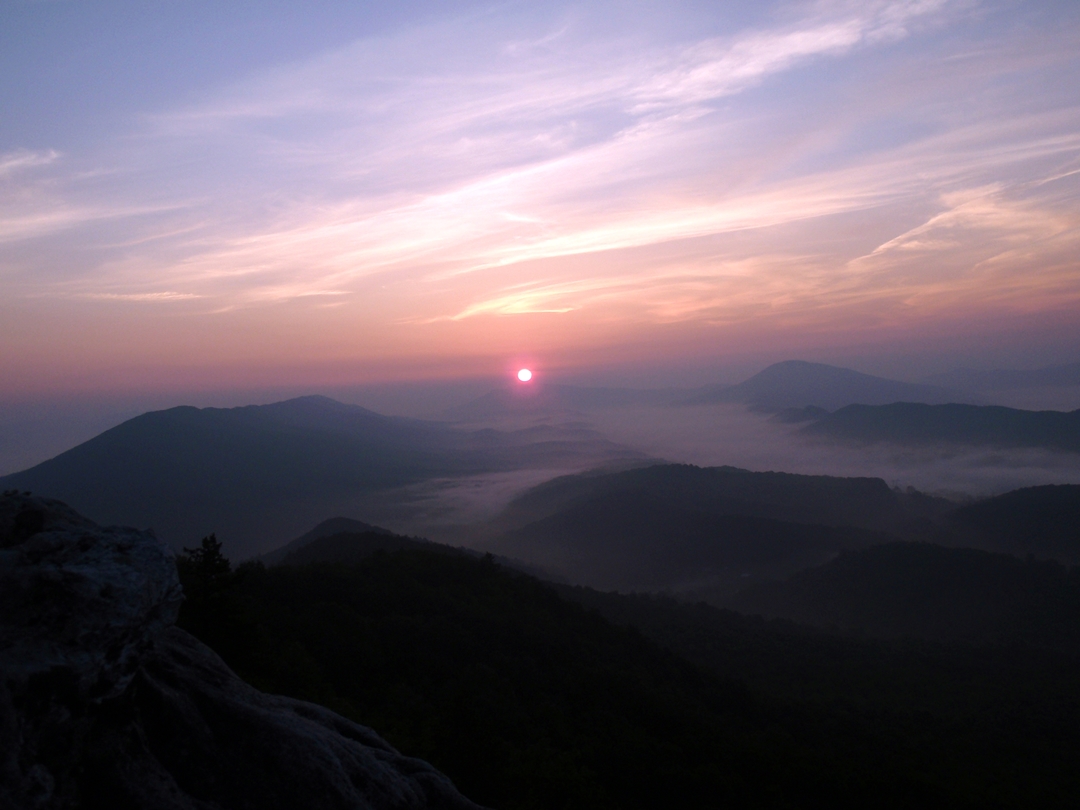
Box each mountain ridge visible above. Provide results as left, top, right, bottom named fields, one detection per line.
left=0, top=395, right=643, bottom=558
left=483, top=463, right=954, bottom=597
left=803, top=401, right=1080, bottom=453
left=684, top=360, right=967, bottom=411
left=728, top=541, right=1080, bottom=650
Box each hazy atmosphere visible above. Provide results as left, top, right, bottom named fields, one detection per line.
left=4, top=3, right=1080, bottom=807
left=4, top=1, right=1080, bottom=402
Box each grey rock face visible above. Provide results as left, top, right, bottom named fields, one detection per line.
left=0, top=492, right=484, bottom=810
left=0, top=492, right=183, bottom=703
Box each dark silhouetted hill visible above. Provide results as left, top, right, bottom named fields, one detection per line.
left=266, top=518, right=558, bottom=581
left=495, top=463, right=949, bottom=535
left=261, top=516, right=396, bottom=564
left=497, top=495, right=891, bottom=595
left=0, top=396, right=642, bottom=558
left=683, top=360, right=963, bottom=411
left=803, top=401, right=1080, bottom=453
left=729, top=542, right=1080, bottom=650
left=948, top=484, right=1080, bottom=564
left=279, top=530, right=451, bottom=566
left=559, top=584, right=1080, bottom=715
left=486, top=464, right=952, bottom=596
left=179, top=545, right=1080, bottom=809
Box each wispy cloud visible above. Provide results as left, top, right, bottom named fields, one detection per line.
left=0, top=149, right=60, bottom=177
left=3, top=0, right=1079, bottom=380
left=78, top=291, right=203, bottom=302
left=632, top=0, right=953, bottom=110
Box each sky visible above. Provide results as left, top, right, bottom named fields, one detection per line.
left=2, top=0, right=1080, bottom=403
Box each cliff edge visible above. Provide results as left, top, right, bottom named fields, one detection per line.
left=0, top=491, right=484, bottom=810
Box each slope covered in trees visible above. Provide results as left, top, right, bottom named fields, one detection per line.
left=177, top=544, right=1080, bottom=809
left=485, top=464, right=951, bottom=595
left=727, top=542, right=1080, bottom=649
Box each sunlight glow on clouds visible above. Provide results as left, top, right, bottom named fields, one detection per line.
left=1, top=0, right=1079, bottom=391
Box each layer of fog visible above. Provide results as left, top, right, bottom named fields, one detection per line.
left=373, top=401, right=1080, bottom=546
left=594, top=403, right=1080, bottom=498
left=4, top=370, right=1076, bottom=478
left=5, top=384, right=1079, bottom=547
left=330, top=469, right=586, bottom=546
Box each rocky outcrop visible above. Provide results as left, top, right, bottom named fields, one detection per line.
left=0, top=491, right=485, bottom=810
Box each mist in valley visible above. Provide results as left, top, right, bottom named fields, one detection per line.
left=596, top=402, right=1080, bottom=496
left=7, top=1, right=1080, bottom=806
left=366, top=396, right=1080, bottom=549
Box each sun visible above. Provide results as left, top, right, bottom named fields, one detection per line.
left=517, top=368, right=533, bottom=382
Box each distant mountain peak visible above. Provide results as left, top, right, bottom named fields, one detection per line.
left=684, top=360, right=966, bottom=411
left=258, top=395, right=386, bottom=417
left=0, top=393, right=642, bottom=559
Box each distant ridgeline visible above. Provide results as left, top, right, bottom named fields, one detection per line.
left=444, top=359, right=977, bottom=421
left=442, top=358, right=1079, bottom=422
left=483, top=464, right=947, bottom=597
left=478, top=463, right=1080, bottom=594
left=0, top=395, right=643, bottom=558
left=928, top=360, right=1080, bottom=391
left=802, top=402, right=1080, bottom=453
left=257, top=495, right=1080, bottom=649
left=681, top=359, right=967, bottom=411
left=6, top=362, right=1076, bottom=563
left=729, top=541, right=1080, bottom=649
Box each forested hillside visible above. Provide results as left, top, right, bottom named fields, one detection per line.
left=177, top=542, right=1080, bottom=809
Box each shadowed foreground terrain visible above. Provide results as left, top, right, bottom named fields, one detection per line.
left=0, top=493, right=483, bottom=810
left=728, top=542, right=1080, bottom=648
left=177, top=529, right=1080, bottom=809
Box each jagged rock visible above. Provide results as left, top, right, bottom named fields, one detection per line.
left=0, top=492, right=485, bottom=810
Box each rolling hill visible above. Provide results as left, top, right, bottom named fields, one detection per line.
left=728, top=542, right=1080, bottom=650
left=683, top=360, right=964, bottom=411
left=947, top=484, right=1080, bottom=563
left=484, top=464, right=953, bottom=597
left=802, top=402, right=1080, bottom=453
left=492, top=463, right=950, bottom=535
left=0, top=395, right=643, bottom=558
left=177, top=542, right=1080, bottom=809
left=260, top=516, right=397, bottom=564
left=276, top=529, right=450, bottom=566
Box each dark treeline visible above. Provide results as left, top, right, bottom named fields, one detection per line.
left=726, top=542, right=1080, bottom=649
left=177, top=541, right=1080, bottom=810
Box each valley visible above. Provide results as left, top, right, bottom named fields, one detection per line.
left=4, top=358, right=1080, bottom=808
